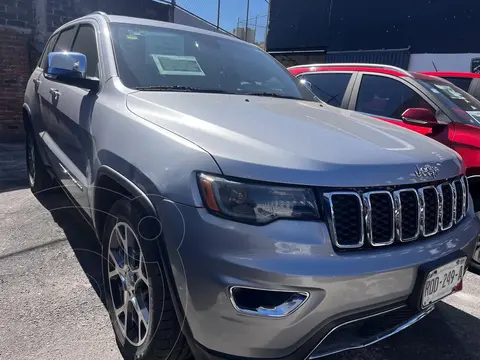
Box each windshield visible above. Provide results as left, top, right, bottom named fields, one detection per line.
left=417, top=78, right=480, bottom=126
left=109, top=23, right=316, bottom=101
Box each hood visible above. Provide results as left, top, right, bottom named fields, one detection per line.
left=126, top=92, right=464, bottom=187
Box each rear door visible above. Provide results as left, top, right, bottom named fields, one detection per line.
left=349, top=73, right=453, bottom=143
left=37, top=22, right=101, bottom=214
left=296, top=72, right=356, bottom=108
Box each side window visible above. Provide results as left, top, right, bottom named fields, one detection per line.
left=299, top=73, right=352, bottom=107
left=71, top=24, right=99, bottom=78
left=355, top=75, right=435, bottom=120
left=39, top=34, right=58, bottom=69
left=443, top=77, right=472, bottom=92
left=53, top=27, right=76, bottom=52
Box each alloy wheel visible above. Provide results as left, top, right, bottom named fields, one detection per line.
left=108, top=222, right=151, bottom=346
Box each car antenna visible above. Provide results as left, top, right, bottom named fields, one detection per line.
left=432, top=61, right=439, bottom=71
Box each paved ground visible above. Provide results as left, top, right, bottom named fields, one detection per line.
left=1, top=142, right=480, bottom=360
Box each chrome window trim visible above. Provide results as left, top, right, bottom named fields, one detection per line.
left=324, top=192, right=364, bottom=249
left=362, top=191, right=395, bottom=247
left=393, top=188, right=420, bottom=242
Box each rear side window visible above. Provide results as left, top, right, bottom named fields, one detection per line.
left=356, top=75, right=434, bottom=120
left=298, top=73, right=351, bottom=107
left=39, top=34, right=58, bottom=69
left=71, top=25, right=99, bottom=78
left=443, top=77, right=472, bottom=92
left=53, top=27, right=76, bottom=52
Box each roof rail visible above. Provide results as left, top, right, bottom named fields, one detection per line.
left=289, top=63, right=412, bottom=77
left=91, top=11, right=107, bottom=16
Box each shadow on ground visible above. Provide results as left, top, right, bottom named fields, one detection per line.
left=0, top=142, right=28, bottom=193
left=321, top=300, right=480, bottom=360
left=34, top=188, right=106, bottom=306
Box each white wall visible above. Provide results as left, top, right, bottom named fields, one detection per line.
left=408, top=53, right=480, bottom=72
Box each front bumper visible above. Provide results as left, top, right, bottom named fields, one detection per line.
left=153, top=197, right=480, bottom=359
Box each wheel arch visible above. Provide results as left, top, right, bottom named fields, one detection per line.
left=22, top=103, right=32, bottom=130
left=93, top=165, right=157, bottom=240
left=94, top=165, right=200, bottom=357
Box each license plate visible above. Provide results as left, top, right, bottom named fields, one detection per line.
left=422, top=257, right=467, bottom=308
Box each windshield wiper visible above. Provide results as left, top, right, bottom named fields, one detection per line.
left=242, top=91, right=301, bottom=100
left=133, top=85, right=231, bottom=94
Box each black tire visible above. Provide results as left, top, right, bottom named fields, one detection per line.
left=25, top=126, right=55, bottom=194
left=102, top=198, right=191, bottom=360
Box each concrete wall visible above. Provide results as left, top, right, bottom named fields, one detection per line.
left=0, top=0, right=171, bottom=141
left=408, top=53, right=480, bottom=73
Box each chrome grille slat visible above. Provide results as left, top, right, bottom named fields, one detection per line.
left=324, top=192, right=364, bottom=249
left=362, top=191, right=395, bottom=247
left=393, top=189, right=420, bottom=242
left=460, top=176, right=467, bottom=219
left=325, top=177, right=467, bottom=249
left=451, top=182, right=457, bottom=224
left=418, top=186, right=439, bottom=237
left=438, top=183, right=454, bottom=230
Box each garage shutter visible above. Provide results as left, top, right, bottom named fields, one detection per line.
left=325, top=48, right=411, bottom=69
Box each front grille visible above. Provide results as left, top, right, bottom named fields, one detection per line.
left=324, top=176, right=468, bottom=249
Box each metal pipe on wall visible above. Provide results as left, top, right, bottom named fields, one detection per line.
left=245, top=0, right=250, bottom=41
left=217, top=0, right=221, bottom=30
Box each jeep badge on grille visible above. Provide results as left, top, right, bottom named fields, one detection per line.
left=415, top=164, right=440, bottom=179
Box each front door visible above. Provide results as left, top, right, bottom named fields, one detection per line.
left=37, top=23, right=101, bottom=216
left=350, top=73, right=453, bottom=145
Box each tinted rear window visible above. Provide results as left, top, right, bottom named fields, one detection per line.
left=298, top=73, right=351, bottom=107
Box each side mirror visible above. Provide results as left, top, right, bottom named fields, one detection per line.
left=46, top=52, right=99, bottom=92
left=401, top=108, right=438, bottom=127
left=299, top=78, right=312, bottom=91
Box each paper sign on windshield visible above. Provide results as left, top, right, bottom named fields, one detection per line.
left=466, top=111, right=480, bottom=124
left=434, top=85, right=466, bottom=100
left=151, top=55, right=205, bottom=76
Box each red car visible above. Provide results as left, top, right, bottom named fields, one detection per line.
left=289, top=63, right=480, bottom=207
left=421, top=72, right=480, bottom=100
left=289, top=63, right=480, bottom=269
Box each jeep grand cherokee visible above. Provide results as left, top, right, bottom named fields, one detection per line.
left=23, top=12, right=480, bottom=360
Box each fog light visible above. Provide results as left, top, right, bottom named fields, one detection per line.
left=229, top=286, right=309, bottom=318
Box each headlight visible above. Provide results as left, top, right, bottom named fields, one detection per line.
left=197, top=173, right=319, bottom=224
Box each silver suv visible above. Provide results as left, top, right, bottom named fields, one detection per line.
left=23, top=12, right=480, bottom=360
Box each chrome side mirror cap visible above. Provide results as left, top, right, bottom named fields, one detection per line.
left=47, top=52, right=87, bottom=79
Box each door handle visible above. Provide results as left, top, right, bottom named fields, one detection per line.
left=49, top=88, right=60, bottom=98
left=33, top=79, right=41, bottom=86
